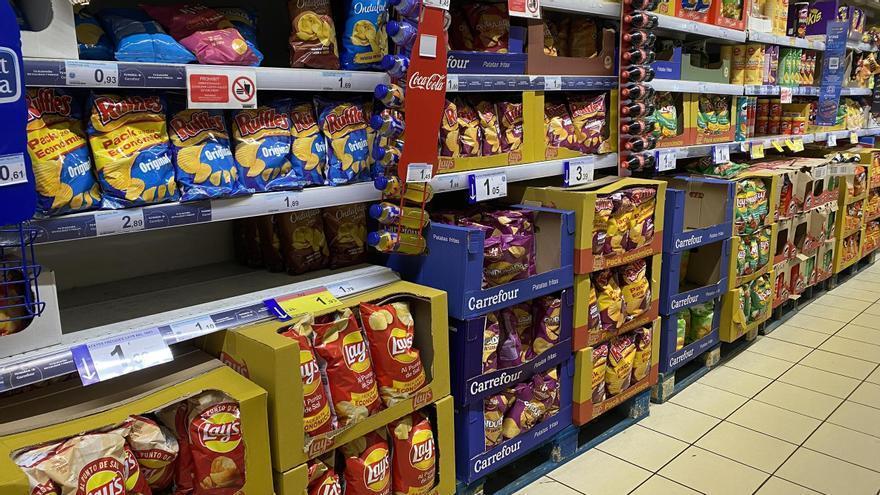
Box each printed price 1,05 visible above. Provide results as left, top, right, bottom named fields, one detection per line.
left=469, top=172, right=507, bottom=203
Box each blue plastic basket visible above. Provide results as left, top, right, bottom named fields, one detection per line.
left=0, top=223, right=45, bottom=330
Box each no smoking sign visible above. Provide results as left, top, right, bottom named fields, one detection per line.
left=186, top=66, right=257, bottom=109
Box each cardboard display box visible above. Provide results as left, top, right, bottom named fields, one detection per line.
left=687, top=93, right=736, bottom=146
left=652, top=91, right=692, bottom=149
left=729, top=223, right=778, bottom=290
left=542, top=90, right=619, bottom=161
left=719, top=275, right=774, bottom=343
left=0, top=351, right=273, bottom=495
left=526, top=21, right=616, bottom=76
left=711, top=0, right=751, bottom=30
left=663, top=176, right=735, bottom=254
left=658, top=296, right=721, bottom=374
left=201, top=280, right=451, bottom=473
left=447, top=26, right=527, bottom=75
left=835, top=230, right=863, bottom=272
left=662, top=239, right=731, bottom=315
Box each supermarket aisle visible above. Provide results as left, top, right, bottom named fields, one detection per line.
left=519, top=264, right=880, bottom=495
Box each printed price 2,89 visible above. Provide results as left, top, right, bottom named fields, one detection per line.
left=94, top=209, right=146, bottom=236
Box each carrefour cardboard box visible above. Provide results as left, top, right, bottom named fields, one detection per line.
left=520, top=177, right=667, bottom=274
left=541, top=90, right=619, bottom=160
left=273, top=397, right=456, bottom=495
left=0, top=351, right=272, bottom=495
left=572, top=318, right=660, bottom=426
left=728, top=223, right=777, bottom=290
left=202, top=280, right=451, bottom=473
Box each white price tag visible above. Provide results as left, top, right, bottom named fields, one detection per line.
left=65, top=61, right=119, bottom=87
left=446, top=74, right=459, bottom=91
left=740, top=141, right=750, bottom=152
left=829, top=164, right=857, bottom=176
left=565, top=156, right=595, bottom=186
left=71, top=328, right=173, bottom=386
left=544, top=76, right=562, bottom=91
left=94, top=209, right=145, bottom=236
left=813, top=165, right=828, bottom=180
left=827, top=133, right=837, bottom=147
left=712, top=145, right=731, bottom=164
left=469, top=171, right=507, bottom=203
left=0, top=153, right=27, bottom=187
left=656, top=149, right=677, bottom=172
left=328, top=282, right=358, bottom=298
left=169, top=316, right=218, bottom=342
left=419, top=34, right=438, bottom=58
left=406, top=163, right=434, bottom=183
left=423, top=0, right=451, bottom=9
left=780, top=86, right=793, bottom=104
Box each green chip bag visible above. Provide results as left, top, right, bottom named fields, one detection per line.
left=687, top=301, right=715, bottom=343
left=748, top=236, right=760, bottom=274
left=676, top=311, right=689, bottom=351
left=757, top=228, right=771, bottom=269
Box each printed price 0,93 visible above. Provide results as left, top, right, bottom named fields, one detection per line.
left=65, top=61, right=119, bottom=87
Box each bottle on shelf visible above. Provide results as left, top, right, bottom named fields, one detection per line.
left=621, top=65, right=656, bottom=83
left=621, top=119, right=657, bottom=135
left=625, top=136, right=658, bottom=152
left=369, top=202, right=430, bottom=229
left=625, top=0, right=661, bottom=10
left=387, top=20, right=418, bottom=48
left=381, top=54, right=410, bottom=79
left=373, top=146, right=402, bottom=168
left=368, top=230, right=427, bottom=255
left=623, top=12, right=658, bottom=29
left=623, top=48, right=656, bottom=64
left=622, top=153, right=657, bottom=171
left=623, top=30, right=656, bottom=48
left=621, top=84, right=656, bottom=101
left=370, top=113, right=406, bottom=138
left=375, top=83, right=405, bottom=109
left=390, top=0, right=421, bottom=19
left=374, top=176, right=434, bottom=203
left=622, top=102, right=655, bottom=118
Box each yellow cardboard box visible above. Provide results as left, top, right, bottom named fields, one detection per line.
left=728, top=223, right=778, bottom=290
left=719, top=276, right=774, bottom=343
left=686, top=93, right=736, bottom=145
left=572, top=318, right=660, bottom=426
left=520, top=177, right=667, bottom=274
left=0, top=351, right=273, bottom=495
left=273, top=396, right=456, bottom=495
left=202, top=280, right=451, bottom=473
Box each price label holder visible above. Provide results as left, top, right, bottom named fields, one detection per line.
left=780, top=86, right=793, bottom=103
left=94, top=208, right=145, bottom=236
left=406, top=163, right=434, bottom=183
left=423, top=0, right=451, bottom=9
left=71, top=328, right=173, bottom=386
left=65, top=60, right=119, bottom=87
left=169, top=315, right=218, bottom=342
left=792, top=138, right=805, bottom=152
left=751, top=142, right=765, bottom=159
left=446, top=74, right=459, bottom=91
left=712, top=145, right=730, bottom=164
left=740, top=141, right=750, bottom=153
left=0, top=153, right=28, bottom=188
left=564, top=156, right=595, bottom=186
left=656, top=149, right=677, bottom=172
left=772, top=140, right=785, bottom=152
left=813, top=165, right=828, bottom=180
left=851, top=132, right=859, bottom=144
left=544, top=76, right=562, bottom=91
left=265, top=287, right=344, bottom=321
left=468, top=171, right=507, bottom=203
left=828, top=133, right=838, bottom=147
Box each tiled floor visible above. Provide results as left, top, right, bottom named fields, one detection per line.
left=517, top=263, right=880, bottom=495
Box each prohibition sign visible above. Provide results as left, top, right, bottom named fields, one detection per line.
left=232, top=75, right=255, bottom=103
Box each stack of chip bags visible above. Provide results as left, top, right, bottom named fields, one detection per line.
left=98, top=8, right=197, bottom=63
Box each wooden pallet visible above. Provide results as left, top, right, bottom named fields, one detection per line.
left=651, top=345, right=721, bottom=404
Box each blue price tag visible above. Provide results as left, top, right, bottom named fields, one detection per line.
left=71, top=328, right=173, bottom=386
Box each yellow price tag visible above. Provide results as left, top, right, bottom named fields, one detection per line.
left=850, top=132, right=859, bottom=144
left=793, top=139, right=804, bottom=152
left=269, top=287, right=343, bottom=320
left=751, top=143, right=765, bottom=159
left=785, top=139, right=796, bottom=151
left=772, top=140, right=784, bottom=152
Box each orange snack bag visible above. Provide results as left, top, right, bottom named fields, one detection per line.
left=360, top=301, right=427, bottom=407
left=186, top=392, right=246, bottom=494
left=341, top=430, right=392, bottom=495
left=280, top=316, right=336, bottom=436
left=389, top=412, right=436, bottom=495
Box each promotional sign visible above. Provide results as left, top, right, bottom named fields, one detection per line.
left=817, top=21, right=848, bottom=126
left=186, top=66, right=257, bottom=109
left=509, top=0, right=542, bottom=18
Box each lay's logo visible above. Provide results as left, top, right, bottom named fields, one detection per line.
left=170, top=112, right=225, bottom=141
left=315, top=478, right=342, bottom=495
left=300, top=354, right=320, bottom=386
left=323, top=104, right=364, bottom=135
left=93, top=96, right=163, bottom=126
left=389, top=332, right=413, bottom=356
left=28, top=88, right=73, bottom=119
left=234, top=108, right=290, bottom=136
left=196, top=404, right=243, bottom=453
left=343, top=340, right=368, bottom=370
left=409, top=433, right=435, bottom=470
left=78, top=458, right=125, bottom=495
left=364, top=449, right=391, bottom=490
left=220, top=352, right=249, bottom=378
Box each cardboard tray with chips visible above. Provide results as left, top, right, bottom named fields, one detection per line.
left=663, top=176, right=735, bottom=254
left=387, top=205, right=575, bottom=320
left=200, top=280, right=451, bottom=474
left=453, top=358, right=574, bottom=484
left=718, top=277, right=774, bottom=343
left=661, top=238, right=731, bottom=315
left=273, top=397, right=456, bottom=495
left=834, top=229, right=864, bottom=273
left=732, top=170, right=779, bottom=236
left=446, top=25, right=527, bottom=75
left=519, top=177, right=667, bottom=274
left=573, top=253, right=662, bottom=351
left=686, top=93, right=736, bottom=146
left=538, top=90, right=620, bottom=161
left=449, top=288, right=573, bottom=406
left=0, top=350, right=273, bottom=494
left=658, top=296, right=722, bottom=374
left=728, top=224, right=778, bottom=290
left=710, top=0, right=751, bottom=30
left=572, top=318, right=661, bottom=426
left=525, top=21, right=616, bottom=76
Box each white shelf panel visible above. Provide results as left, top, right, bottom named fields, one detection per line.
left=655, top=14, right=748, bottom=42
left=842, top=87, right=872, bottom=96
left=542, top=0, right=620, bottom=17
left=652, top=79, right=744, bottom=95
left=747, top=31, right=826, bottom=50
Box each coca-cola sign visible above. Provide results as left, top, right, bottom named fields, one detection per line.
left=408, top=72, right=446, bottom=92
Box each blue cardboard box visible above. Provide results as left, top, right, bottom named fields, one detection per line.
left=387, top=205, right=575, bottom=320
left=660, top=239, right=731, bottom=315
left=663, top=177, right=735, bottom=254
left=658, top=297, right=722, bottom=374
left=447, top=26, right=526, bottom=75
left=450, top=289, right=573, bottom=406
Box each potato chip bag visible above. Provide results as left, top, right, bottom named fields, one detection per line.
left=736, top=237, right=748, bottom=276
left=232, top=101, right=303, bottom=192
left=180, top=28, right=263, bottom=66
left=291, top=101, right=328, bottom=186
left=120, top=441, right=153, bottom=495
left=532, top=296, right=562, bottom=356
left=742, top=179, right=759, bottom=233
left=186, top=392, right=246, bottom=494
left=316, top=97, right=371, bottom=185
left=533, top=369, right=560, bottom=418
left=449, top=5, right=476, bottom=50
left=734, top=180, right=751, bottom=234
left=498, top=101, right=524, bottom=153
left=500, top=303, right=534, bottom=362
left=608, top=192, right=634, bottom=254
left=475, top=101, right=503, bottom=156
left=497, top=323, right=524, bottom=369
left=588, top=282, right=600, bottom=332
left=14, top=444, right=61, bottom=495
left=619, top=259, right=651, bottom=319
left=631, top=326, right=652, bottom=382
left=308, top=457, right=343, bottom=495
left=313, top=309, right=382, bottom=425
left=482, top=209, right=534, bottom=236
left=75, top=9, right=114, bottom=60
left=322, top=203, right=369, bottom=268
left=288, top=0, right=340, bottom=68
left=37, top=433, right=128, bottom=495
left=256, top=215, right=285, bottom=272
left=26, top=88, right=102, bottom=216
left=751, top=275, right=772, bottom=321
left=341, top=0, right=389, bottom=70
left=215, top=7, right=259, bottom=46
left=275, top=209, right=330, bottom=275
left=595, top=269, right=623, bottom=332
left=568, top=94, right=606, bottom=154
left=484, top=394, right=509, bottom=449
left=280, top=316, right=336, bottom=435
left=687, top=301, right=715, bottom=343
left=753, top=179, right=769, bottom=223
left=543, top=19, right=559, bottom=56
left=483, top=312, right=501, bottom=373
left=99, top=8, right=196, bottom=63
left=747, top=235, right=759, bottom=274
left=342, top=430, right=392, bottom=495
left=390, top=413, right=436, bottom=495
left=484, top=234, right=532, bottom=287
left=456, top=98, right=483, bottom=157
left=593, top=197, right=614, bottom=255
left=169, top=107, right=245, bottom=201
left=606, top=334, right=636, bottom=395
left=569, top=17, right=598, bottom=57
left=545, top=102, right=576, bottom=149
left=626, top=187, right=657, bottom=249
left=502, top=382, right=545, bottom=440
left=141, top=4, right=233, bottom=39
left=155, top=401, right=195, bottom=494
left=758, top=228, right=771, bottom=269
left=87, top=93, right=178, bottom=208
left=360, top=301, right=426, bottom=406
left=676, top=311, right=688, bottom=350
left=440, top=99, right=460, bottom=157
left=463, top=3, right=509, bottom=52
left=127, top=415, right=179, bottom=491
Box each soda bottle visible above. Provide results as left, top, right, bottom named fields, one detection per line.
left=370, top=113, right=406, bottom=138
left=623, top=48, right=655, bottom=64
left=624, top=12, right=658, bottom=28
left=621, top=84, right=655, bottom=100
left=381, top=54, right=410, bottom=79
left=621, top=66, right=656, bottom=82
left=390, top=0, right=421, bottom=19
left=622, top=102, right=656, bottom=118
left=623, top=30, right=656, bottom=48
left=368, top=230, right=428, bottom=255
left=369, top=202, right=430, bottom=229
left=621, top=119, right=656, bottom=135
left=373, top=146, right=401, bottom=168
left=622, top=153, right=656, bottom=170
left=387, top=20, right=418, bottom=48
left=374, top=176, right=435, bottom=203
left=374, top=83, right=405, bottom=109
left=625, top=136, right=658, bottom=152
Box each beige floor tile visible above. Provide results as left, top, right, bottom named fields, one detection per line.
left=767, top=324, right=830, bottom=348
left=638, top=402, right=721, bottom=443
left=812, top=294, right=872, bottom=311
left=697, top=365, right=772, bottom=398
left=513, top=477, right=583, bottom=495
left=695, top=421, right=797, bottom=473
left=669, top=382, right=749, bottom=419
left=596, top=425, right=688, bottom=472
left=804, top=422, right=880, bottom=472
left=855, top=268, right=880, bottom=281
left=867, top=365, right=880, bottom=384
left=828, top=400, right=880, bottom=438
left=748, top=337, right=814, bottom=362
left=844, top=279, right=880, bottom=292
left=784, top=313, right=846, bottom=334
left=777, top=364, right=862, bottom=399
left=827, top=285, right=880, bottom=303
left=659, top=446, right=768, bottom=495
left=777, top=448, right=880, bottom=495
left=800, top=349, right=876, bottom=379
left=723, top=350, right=795, bottom=379
left=850, top=312, right=880, bottom=330
left=547, top=449, right=650, bottom=495
left=629, top=476, right=701, bottom=495
left=835, top=323, right=880, bottom=345
left=754, top=381, right=843, bottom=420
left=727, top=400, right=821, bottom=445
left=862, top=302, right=880, bottom=316
left=799, top=303, right=861, bottom=323
left=819, top=335, right=880, bottom=363
left=849, top=381, right=880, bottom=409
left=754, top=477, right=822, bottom=495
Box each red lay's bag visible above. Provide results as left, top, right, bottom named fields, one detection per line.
left=128, top=415, right=179, bottom=491
left=342, top=430, right=392, bottom=495
left=280, top=316, right=336, bottom=436
left=360, top=301, right=427, bottom=407
left=156, top=401, right=195, bottom=494
left=186, top=392, right=246, bottom=494
left=389, top=413, right=436, bottom=495
left=313, top=309, right=382, bottom=426
left=13, top=444, right=61, bottom=495
left=308, top=456, right=343, bottom=495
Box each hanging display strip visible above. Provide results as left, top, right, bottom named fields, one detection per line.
left=446, top=74, right=618, bottom=92
left=542, top=0, right=620, bottom=17
left=0, top=265, right=398, bottom=393
left=654, top=13, right=747, bottom=42
left=651, top=79, right=744, bottom=95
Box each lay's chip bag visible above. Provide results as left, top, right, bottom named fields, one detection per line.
left=290, top=101, right=328, bottom=187
left=86, top=93, right=178, bottom=208
left=232, top=100, right=304, bottom=192
left=316, top=97, right=370, bottom=185
left=26, top=88, right=102, bottom=216
left=169, top=104, right=249, bottom=202
left=340, top=0, right=390, bottom=70
left=99, top=8, right=196, bottom=64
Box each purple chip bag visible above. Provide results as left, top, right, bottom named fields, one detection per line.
left=501, top=382, right=544, bottom=439
left=497, top=325, right=524, bottom=369
left=484, top=393, right=509, bottom=450
left=500, top=303, right=535, bottom=362
left=532, top=296, right=562, bottom=356
left=179, top=28, right=262, bottom=66
left=482, top=210, right=535, bottom=235
left=593, top=197, right=614, bottom=255
left=592, top=343, right=609, bottom=404
left=483, top=312, right=501, bottom=373
left=484, top=234, right=533, bottom=287
left=532, top=370, right=559, bottom=420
